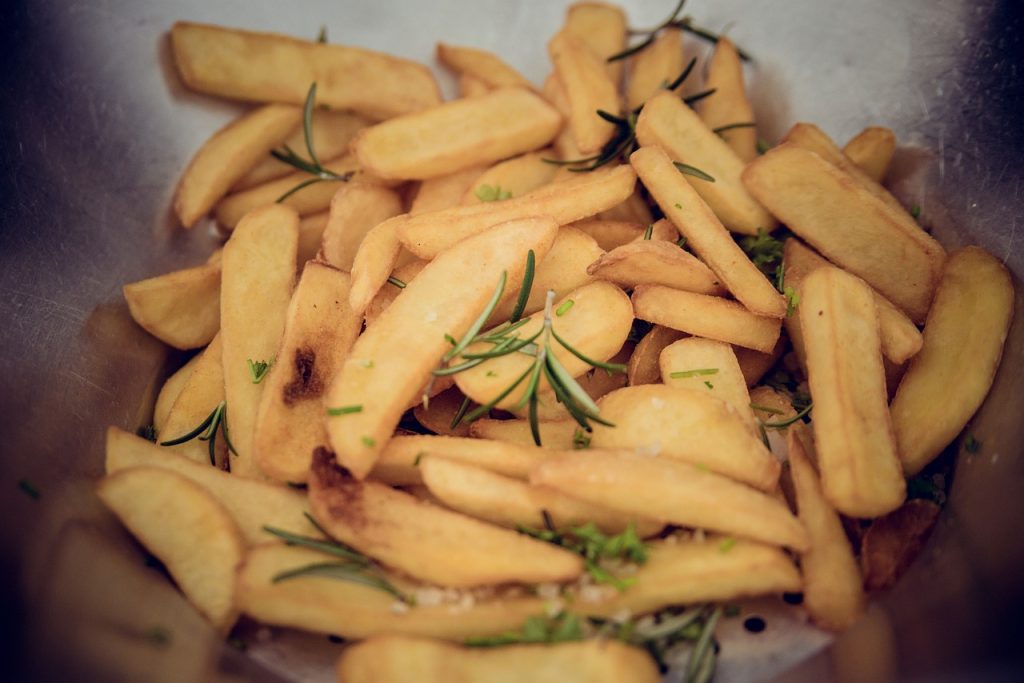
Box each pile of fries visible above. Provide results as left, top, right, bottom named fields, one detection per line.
left=110, top=1, right=1015, bottom=681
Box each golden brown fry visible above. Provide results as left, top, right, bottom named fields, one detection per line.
left=890, top=246, right=1014, bottom=475
left=409, top=165, right=488, bottom=215
left=626, top=28, right=683, bottom=110
left=153, top=354, right=200, bottom=434
left=548, top=30, right=619, bottom=154
left=436, top=42, right=533, bottom=90
left=321, top=184, right=404, bottom=271
left=799, top=266, right=906, bottom=517
left=160, top=334, right=227, bottom=466
left=630, top=145, right=785, bottom=318
left=660, top=337, right=754, bottom=423
left=370, top=435, right=556, bottom=486
left=123, top=261, right=220, bottom=350
left=458, top=73, right=492, bottom=98
left=698, top=38, right=757, bottom=162
left=627, top=325, right=686, bottom=386
left=347, top=215, right=406, bottom=315
left=860, top=499, right=941, bottom=591
left=632, top=285, right=781, bottom=353
left=170, top=22, right=441, bottom=119
left=460, top=151, right=558, bottom=205
left=413, top=387, right=473, bottom=438
left=843, top=126, right=897, bottom=183
left=564, top=1, right=628, bottom=84
left=468, top=419, right=579, bottom=450
left=587, top=239, right=725, bottom=295
left=352, top=88, right=561, bottom=180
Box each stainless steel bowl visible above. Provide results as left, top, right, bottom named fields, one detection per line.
left=2, top=1, right=1021, bottom=680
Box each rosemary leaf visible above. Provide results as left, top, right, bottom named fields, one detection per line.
left=509, top=250, right=536, bottom=323
left=444, top=271, right=508, bottom=362
left=327, top=405, right=363, bottom=416
left=712, top=121, right=756, bottom=135
left=262, top=525, right=369, bottom=564
left=674, top=161, right=716, bottom=182
left=683, top=88, right=717, bottom=106
left=669, top=368, right=718, bottom=378
left=386, top=276, right=406, bottom=289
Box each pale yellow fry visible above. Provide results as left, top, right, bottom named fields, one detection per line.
left=787, top=430, right=866, bottom=631
left=587, top=239, right=725, bottom=295
left=891, top=246, right=1014, bottom=475
left=660, top=337, right=754, bottom=423
left=153, top=354, right=201, bottom=434
left=436, top=42, right=533, bottom=90
left=220, top=205, right=299, bottom=477
left=800, top=266, right=905, bottom=517
left=97, top=467, right=243, bottom=632
left=123, top=261, right=220, bottom=350
left=365, top=258, right=429, bottom=327
left=458, top=73, right=492, bottom=98
left=370, top=435, right=556, bottom=486
left=175, top=104, right=300, bottom=227
left=626, top=27, right=684, bottom=110
left=398, top=164, right=636, bottom=259
left=347, top=215, right=406, bottom=315
left=161, top=334, right=227, bottom=467
left=353, top=88, right=561, bottom=180
left=590, top=385, right=778, bottom=491
left=170, top=22, right=441, bottom=119
left=468, top=419, right=579, bottom=450
left=843, top=126, right=897, bottom=183
left=635, top=92, right=776, bottom=236
left=571, top=218, right=644, bottom=250
left=698, top=38, right=757, bottom=162
left=321, top=184, right=404, bottom=272
left=564, top=1, right=628, bottom=84
left=309, top=449, right=583, bottom=587
left=548, top=31, right=618, bottom=154
left=409, top=165, right=488, bottom=215
left=460, top=150, right=559, bottom=205
left=338, top=636, right=661, bottom=683
left=298, top=211, right=329, bottom=265
left=532, top=451, right=809, bottom=550
left=627, top=325, right=686, bottom=386
left=632, top=285, right=781, bottom=353
left=326, top=217, right=558, bottom=479
left=631, top=145, right=785, bottom=318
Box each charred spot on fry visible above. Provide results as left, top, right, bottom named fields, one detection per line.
left=282, top=347, right=323, bottom=406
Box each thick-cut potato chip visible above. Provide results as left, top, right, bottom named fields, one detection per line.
left=96, top=466, right=244, bottom=631
left=799, top=266, right=906, bottom=517
left=632, top=285, right=781, bottom=353
left=564, top=1, right=627, bottom=83
left=457, top=73, right=492, bottom=98
left=221, top=205, right=299, bottom=477
left=175, top=104, right=301, bottom=227
left=627, top=325, right=686, bottom=386
left=626, top=27, right=683, bottom=110
left=843, top=126, right=896, bottom=183
left=321, top=185, right=404, bottom=271
left=860, top=499, right=941, bottom=591
left=890, top=246, right=1014, bottom=475
left=587, top=239, right=725, bottom=295
left=309, top=449, right=583, bottom=587
left=409, top=165, right=487, bottom=215
left=326, top=217, right=557, bottom=479
left=436, top=42, right=533, bottom=91
left=548, top=31, right=619, bottom=154
left=337, top=635, right=661, bottom=683
left=413, top=387, right=473, bottom=438
left=590, top=385, right=779, bottom=490
left=153, top=354, right=201, bottom=434
left=370, top=435, right=556, bottom=486
left=631, top=145, right=786, bottom=318
left=160, top=335, right=227, bottom=466
left=698, top=38, right=757, bottom=162
left=352, top=88, right=561, bottom=181
left=460, top=151, right=558, bottom=205
left=397, top=165, right=636, bottom=259
left=123, top=261, right=220, bottom=350
left=635, top=92, right=776, bottom=236
left=468, top=419, right=579, bottom=450
left=660, top=337, right=754, bottom=423
left=170, top=22, right=441, bottom=120
left=532, top=451, right=808, bottom=550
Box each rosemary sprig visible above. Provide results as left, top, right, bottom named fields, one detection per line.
left=387, top=276, right=406, bottom=289
left=475, top=184, right=513, bottom=202
left=159, top=400, right=237, bottom=466
left=761, top=402, right=813, bottom=429
left=612, top=0, right=753, bottom=63
left=713, top=121, right=757, bottom=135
left=509, top=250, right=535, bottom=323
left=674, top=161, right=716, bottom=183
left=775, top=262, right=800, bottom=317
left=643, top=223, right=654, bottom=240
left=272, top=83, right=354, bottom=202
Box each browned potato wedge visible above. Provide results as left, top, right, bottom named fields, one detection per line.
left=420, top=456, right=663, bottom=536
left=548, top=31, right=618, bottom=154
left=321, top=185, right=404, bottom=271
left=221, top=205, right=299, bottom=477
left=338, top=635, right=661, bottom=683
left=800, top=266, right=905, bottom=517
left=860, top=499, right=941, bottom=591
left=564, top=1, right=627, bottom=84
left=175, top=104, right=300, bottom=227
left=635, top=92, right=776, bottom=236
left=436, top=42, right=533, bottom=90
left=370, top=435, right=557, bottom=485
left=626, top=28, right=683, bottom=110
left=170, top=22, right=441, bottom=119
left=590, top=385, right=778, bottom=490
left=253, top=262, right=362, bottom=483
left=413, top=387, right=473, bottom=437
left=458, top=73, right=492, bottom=98
left=409, top=165, right=488, bottom=215
left=843, top=126, right=897, bottom=183
left=632, top=285, right=781, bottom=353
left=587, top=240, right=725, bottom=295
left=698, top=38, right=757, bottom=162
left=890, top=246, right=1014, bottom=475
left=106, top=427, right=321, bottom=544
left=461, top=151, right=558, bottom=205
left=660, top=338, right=754, bottom=423
left=298, top=212, right=329, bottom=265
left=309, top=449, right=583, bottom=587
left=631, top=145, right=786, bottom=318
left=153, top=354, right=201, bottom=434
left=787, top=430, right=865, bottom=631
left=468, top=419, right=579, bottom=450
left=123, top=262, right=220, bottom=350
left=352, top=88, right=561, bottom=180
left=96, top=467, right=244, bottom=631
left=397, top=165, right=636, bottom=259
left=160, top=335, right=227, bottom=466
left=326, top=217, right=557, bottom=479
left=627, top=324, right=686, bottom=386
left=532, top=451, right=808, bottom=550
left=743, top=143, right=943, bottom=322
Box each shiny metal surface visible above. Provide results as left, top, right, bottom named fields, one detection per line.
left=1, top=0, right=1021, bottom=681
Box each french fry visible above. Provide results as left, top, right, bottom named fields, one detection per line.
left=627, top=325, right=686, bottom=386
left=786, top=430, right=865, bottom=631
left=532, top=451, right=809, bottom=550
left=460, top=151, right=558, bottom=205
left=632, top=285, right=781, bottom=353
left=635, top=92, right=777, bottom=236
left=370, top=435, right=556, bottom=486
left=454, top=282, right=633, bottom=410
left=105, top=427, right=320, bottom=544
left=97, top=467, right=243, bottom=632
left=548, top=31, right=619, bottom=154
left=153, top=354, right=201, bottom=434
left=420, top=456, right=663, bottom=536
left=321, top=184, right=404, bottom=271
left=365, top=258, right=429, bottom=326
left=309, top=448, right=583, bottom=587
left=123, top=261, right=220, bottom=350
left=571, top=219, right=645, bottom=250
left=860, top=499, right=941, bottom=591
left=175, top=104, right=300, bottom=227
left=799, top=266, right=906, bottom=517
left=458, top=73, right=492, bottom=98
left=170, top=22, right=441, bottom=119
left=630, top=145, right=786, bottom=318
left=220, top=205, right=299, bottom=477
left=587, top=239, right=725, bottom=295
left=735, top=339, right=784, bottom=387
left=590, top=385, right=778, bottom=490
left=397, top=164, right=636, bottom=259
left=843, top=126, right=896, bottom=183
left=352, top=88, right=561, bottom=180
left=160, top=334, right=227, bottom=466
left=337, top=635, right=661, bottom=683
left=468, top=419, right=579, bottom=450
left=413, top=387, right=473, bottom=437
left=326, top=217, right=558, bottom=479
left=564, top=1, right=628, bottom=84
left=660, top=338, right=755, bottom=423
left=298, top=212, right=329, bottom=265
left=436, top=42, right=533, bottom=90
left=347, top=216, right=407, bottom=315
left=596, top=188, right=655, bottom=225
left=890, top=246, right=1014, bottom=475
left=698, top=38, right=758, bottom=162
left=626, top=27, right=684, bottom=110
left=409, top=165, right=487, bottom=215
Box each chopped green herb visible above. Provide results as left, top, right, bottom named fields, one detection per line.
left=387, top=276, right=406, bottom=289
left=749, top=403, right=784, bottom=415
left=519, top=521, right=647, bottom=591
left=643, top=223, right=654, bottom=240
left=556, top=299, right=575, bottom=316
left=509, top=250, right=536, bottom=323
left=359, top=360, right=374, bottom=368
left=674, top=161, right=715, bottom=182
left=17, top=479, right=39, bottom=500
left=910, top=204, right=922, bottom=219
left=486, top=370, right=497, bottom=377
left=474, top=184, right=513, bottom=202
left=674, top=202, right=683, bottom=209
left=676, top=236, right=687, bottom=248
left=964, top=433, right=981, bottom=454
left=712, top=122, right=756, bottom=135
left=316, top=26, right=328, bottom=43
left=466, top=612, right=583, bottom=647
left=136, top=425, right=157, bottom=442
left=247, top=358, right=273, bottom=384
left=760, top=402, right=814, bottom=429
left=906, top=474, right=946, bottom=505
left=718, top=537, right=737, bottom=553
left=361, top=436, right=376, bottom=448
left=757, top=138, right=772, bottom=154
left=669, top=368, right=719, bottom=379
left=740, top=228, right=784, bottom=276
left=143, top=626, right=172, bottom=647
left=572, top=428, right=592, bottom=450
left=704, top=380, right=714, bottom=389
left=724, top=605, right=741, bottom=617
left=327, top=405, right=363, bottom=416
left=413, top=453, right=424, bottom=467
